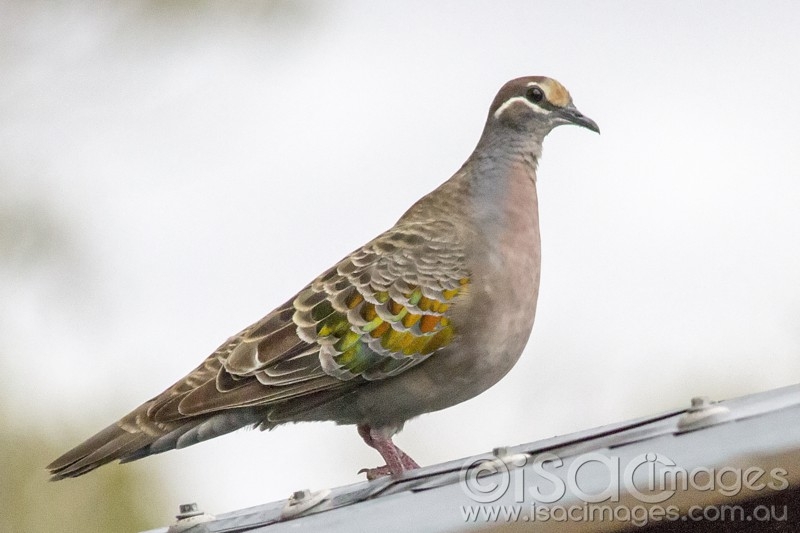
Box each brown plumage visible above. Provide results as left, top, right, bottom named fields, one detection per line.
left=48, top=76, right=598, bottom=480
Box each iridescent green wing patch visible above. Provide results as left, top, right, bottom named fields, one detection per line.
left=293, top=221, right=469, bottom=381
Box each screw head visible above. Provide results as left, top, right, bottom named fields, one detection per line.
left=492, top=446, right=508, bottom=457
left=677, top=396, right=730, bottom=433
left=690, top=396, right=711, bottom=410
left=179, top=503, right=197, bottom=514
left=291, top=489, right=311, bottom=502
left=175, top=503, right=203, bottom=520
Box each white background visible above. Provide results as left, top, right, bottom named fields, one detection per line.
left=2, top=0, right=799, bottom=516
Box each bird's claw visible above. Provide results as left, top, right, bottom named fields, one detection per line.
left=358, top=465, right=393, bottom=480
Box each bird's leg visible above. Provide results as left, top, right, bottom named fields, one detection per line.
left=357, top=424, right=420, bottom=480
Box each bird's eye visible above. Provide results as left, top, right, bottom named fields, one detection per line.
left=526, top=86, right=545, bottom=103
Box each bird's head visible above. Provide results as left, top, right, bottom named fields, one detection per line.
left=488, top=76, right=599, bottom=137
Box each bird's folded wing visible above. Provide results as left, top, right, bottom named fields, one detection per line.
left=144, top=220, right=470, bottom=423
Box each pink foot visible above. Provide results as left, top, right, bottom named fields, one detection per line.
left=397, top=449, right=420, bottom=470
left=358, top=465, right=393, bottom=480
left=357, top=424, right=420, bottom=479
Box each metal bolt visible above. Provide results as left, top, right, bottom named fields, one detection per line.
left=492, top=446, right=508, bottom=458
left=677, top=395, right=730, bottom=433
left=291, top=489, right=311, bottom=502
left=175, top=503, right=203, bottom=520
left=689, top=396, right=711, bottom=411
left=169, top=501, right=215, bottom=532
left=281, top=488, right=332, bottom=519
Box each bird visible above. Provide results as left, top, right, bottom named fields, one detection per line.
left=48, top=76, right=598, bottom=481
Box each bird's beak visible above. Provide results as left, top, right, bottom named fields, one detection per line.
left=558, top=103, right=600, bottom=134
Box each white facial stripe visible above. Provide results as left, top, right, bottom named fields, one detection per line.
left=493, top=95, right=551, bottom=119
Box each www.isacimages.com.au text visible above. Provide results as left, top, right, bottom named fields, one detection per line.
left=460, top=502, right=788, bottom=527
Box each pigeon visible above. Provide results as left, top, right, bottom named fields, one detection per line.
left=48, top=76, right=598, bottom=481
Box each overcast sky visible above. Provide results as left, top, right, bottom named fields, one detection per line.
left=2, top=0, right=799, bottom=516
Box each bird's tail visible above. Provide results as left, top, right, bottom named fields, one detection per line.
left=47, top=406, right=262, bottom=480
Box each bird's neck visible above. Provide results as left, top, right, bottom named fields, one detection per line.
left=463, top=144, right=540, bottom=233
left=474, top=128, right=544, bottom=173
left=395, top=140, right=541, bottom=229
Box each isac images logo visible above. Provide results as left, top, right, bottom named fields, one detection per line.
left=459, top=451, right=789, bottom=527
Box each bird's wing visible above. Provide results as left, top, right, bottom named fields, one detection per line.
left=143, top=219, right=470, bottom=424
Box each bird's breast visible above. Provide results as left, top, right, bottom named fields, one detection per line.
left=439, top=166, right=542, bottom=396
left=469, top=164, right=541, bottom=317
